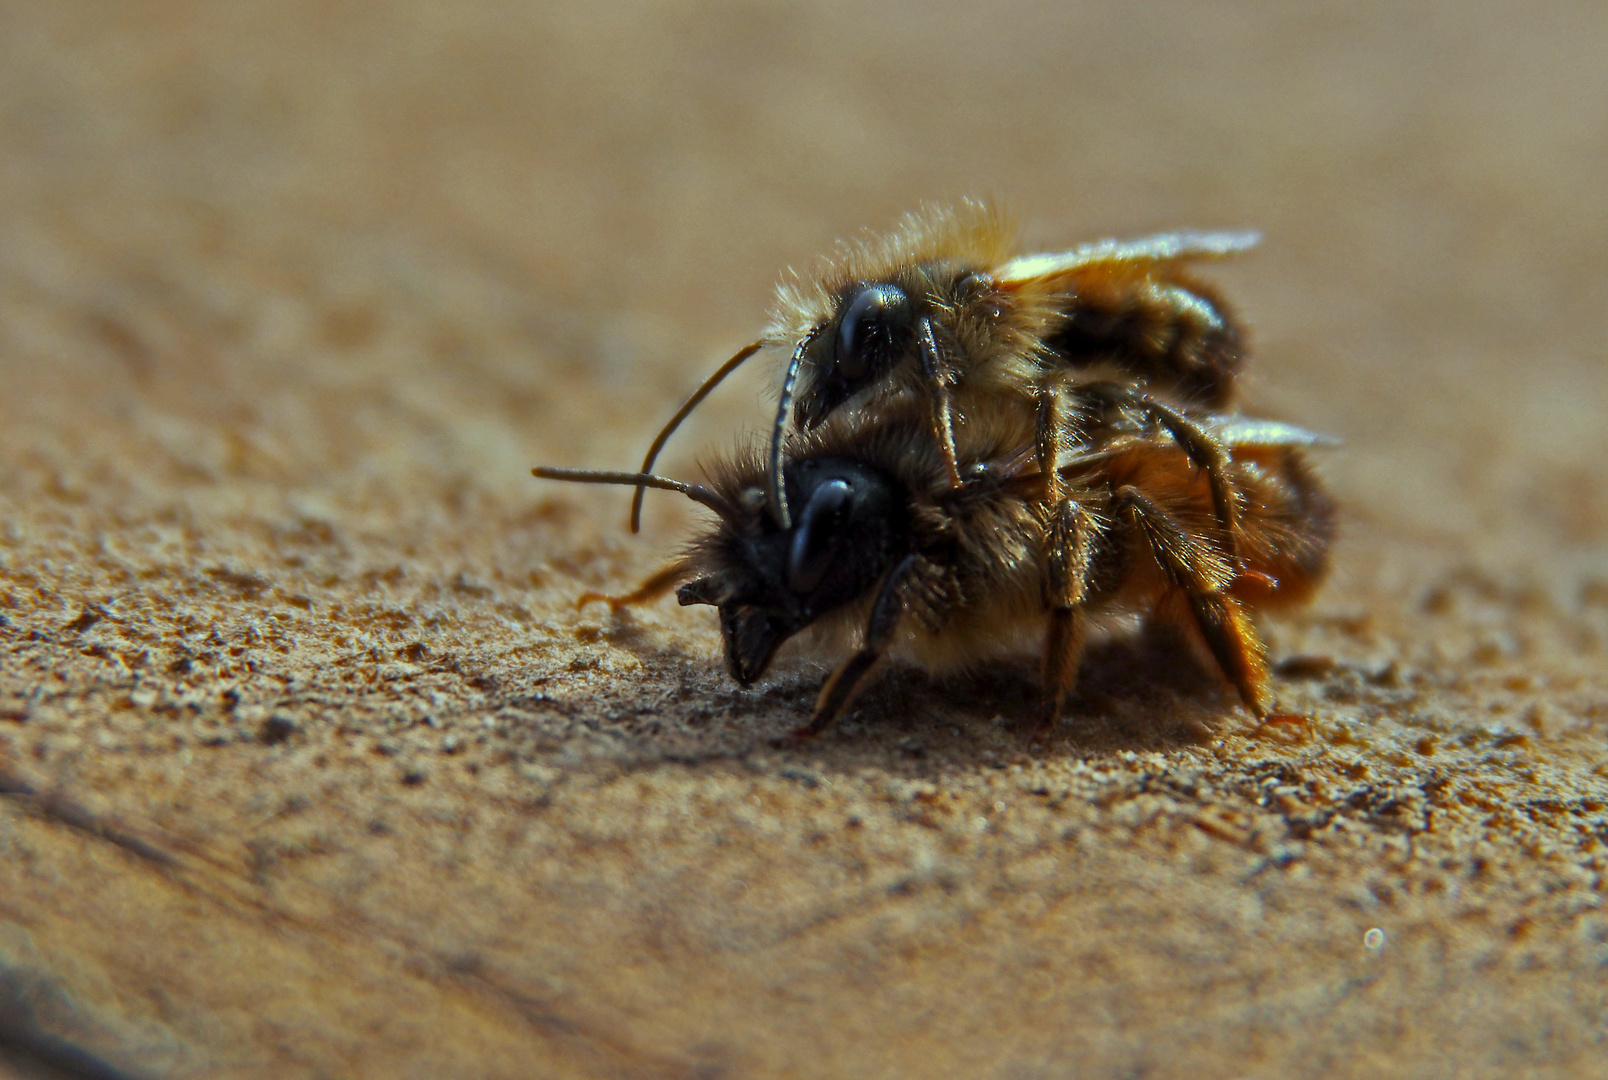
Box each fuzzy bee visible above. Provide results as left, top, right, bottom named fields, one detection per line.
left=536, top=398, right=1333, bottom=743
left=629, top=200, right=1258, bottom=536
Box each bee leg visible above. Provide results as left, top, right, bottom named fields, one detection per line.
left=577, top=557, right=693, bottom=612
left=1035, top=380, right=1069, bottom=491
left=1033, top=410, right=1097, bottom=744
left=1182, top=590, right=1270, bottom=718
left=784, top=554, right=921, bottom=742
left=1114, top=486, right=1270, bottom=717
left=1036, top=607, right=1088, bottom=747
left=918, top=316, right=963, bottom=489
left=1086, top=384, right=1239, bottom=561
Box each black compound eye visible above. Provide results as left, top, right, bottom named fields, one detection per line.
left=835, top=284, right=911, bottom=384
left=785, top=478, right=854, bottom=595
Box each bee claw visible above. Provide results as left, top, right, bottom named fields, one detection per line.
left=1025, top=711, right=1058, bottom=753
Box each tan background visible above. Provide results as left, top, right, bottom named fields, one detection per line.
left=2, top=2, right=1606, bottom=1077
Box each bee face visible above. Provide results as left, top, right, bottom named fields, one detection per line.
left=677, top=456, right=911, bottom=685
left=796, top=282, right=917, bottom=430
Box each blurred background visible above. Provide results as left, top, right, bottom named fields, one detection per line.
left=3, top=0, right=1604, bottom=560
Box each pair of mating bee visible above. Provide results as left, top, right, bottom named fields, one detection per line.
left=534, top=202, right=1334, bottom=743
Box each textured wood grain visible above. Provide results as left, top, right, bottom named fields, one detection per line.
left=1, top=3, right=1606, bottom=1077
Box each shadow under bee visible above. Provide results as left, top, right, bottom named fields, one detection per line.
left=571, top=612, right=1242, bottom=764
left=775, top=627, right=1238, bottom=754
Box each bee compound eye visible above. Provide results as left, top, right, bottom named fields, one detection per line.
left=835, top=283, right=910, bottom=385
left=785, top=478, right=854, bottom=595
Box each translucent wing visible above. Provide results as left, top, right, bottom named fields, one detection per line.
left=1206, top=416, right=1340, bottom=449
left=994, top=231, right=1261, bottom=284
left=1052, top=416, right=1337, bottom=472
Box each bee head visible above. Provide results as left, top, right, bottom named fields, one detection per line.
left=677, top=456, right=910, bottom=685
left=795, top=283, right=915, bottom=430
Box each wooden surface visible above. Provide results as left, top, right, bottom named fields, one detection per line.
left=1, top=3, right=1606, bottom=1077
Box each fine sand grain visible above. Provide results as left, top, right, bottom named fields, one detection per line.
left=1, top=4, right=1606, bottom=1077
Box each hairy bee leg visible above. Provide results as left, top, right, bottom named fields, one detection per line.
left=1035, top=607, right=1088, bottom=745
left=1035, top=383, right=1066, bottom=504
left=1034, top=495, right=1096, bottom=745
left=577, top=558, right=693, bottom=612
left=790, top=653, right=887, bottom=744
left=918, top=316, right=963, bottom=490
left=1085, top=384, right=1239, bottom=560
left=785, top=554, right=921, bottom=742
left=1114, top=485, right=1269, bottom=717
left=1184, top=591, right=1270, bottom=717
left=1030, top=389, right=1098, bottom=745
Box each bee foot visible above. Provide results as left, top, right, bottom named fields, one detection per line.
left=1025, top=716, right=1057, bottom=753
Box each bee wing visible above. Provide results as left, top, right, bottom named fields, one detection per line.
left=994, top=231, right=1260, bottom=285
left=1206, top=417, right=1341, bottom=449
left=1050, top=418, right=1338, bottom=475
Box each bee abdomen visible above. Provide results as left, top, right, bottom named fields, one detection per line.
left=1041, top=274, right=1246, bottom=408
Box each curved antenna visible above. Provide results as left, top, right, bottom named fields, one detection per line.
left=630, top=340, right=766, bottom=534
left=766, top=327, right=821, bottom=530
left=534, top=466, right=739, bottom=523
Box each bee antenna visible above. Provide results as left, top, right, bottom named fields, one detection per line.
left=767, top=327, right=820, bottom=530
left=630, top=340, right=766, bottom=534
left=534, top=466, right=740, bottom=523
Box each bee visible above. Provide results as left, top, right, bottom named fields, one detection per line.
left=628, top=201, right=1258, bottom=536
left=536, top=398, right=1333, bottom=743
